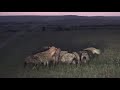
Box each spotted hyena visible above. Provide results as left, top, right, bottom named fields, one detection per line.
left=33, top=46, right=58, bottom=67
left=52, top=48, right=61, bottom=65
left=24, top=55, right=41, bottom=69
left=59, top=52, right=79, bottom=65
left=24, top=46, right=58, bottom=69
left=78, top=51, right=90, bottom=64
left=83, top=47, right=101, bottom=59
left=84, top=47, right=101, bottom=55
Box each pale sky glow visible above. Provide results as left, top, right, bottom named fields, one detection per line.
left=0, top=12, right=120, bottom=16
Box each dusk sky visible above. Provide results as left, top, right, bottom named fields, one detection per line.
left=0, top=12, right=120, bottom=16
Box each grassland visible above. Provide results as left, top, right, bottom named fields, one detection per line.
left=0, top=24, right=120, bottom=78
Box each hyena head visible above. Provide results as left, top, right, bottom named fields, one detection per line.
left=79, top=51, right=90, bottom=63
left=41, top=46, right=51, bottom=52
left=24, top=55, right=39, bottom=68
left=24, top=56, right=33, bottom=68
left=48, top=46, right=57, bottom=57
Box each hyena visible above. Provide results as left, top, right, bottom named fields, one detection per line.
left=32, top=46, right=58, bottom=67
left=32, top=46, right=50, bottom=55
left=59, top=51, right=68, bottom=64
left=52, top=48, right=61, bottom=65
left=83, top=47, right=101, bottom=59
left=24, top=46, right=58, bottom=69
left=84, top=47, right=101, bottom=55
left=39, top=46, right=50, bottom=52
left=59, top=51, right=68, bottom=59
left=60, top=52, right=78, bottom=65
left=24, top=55, right=41, bottom=69
left=78, top=51, right=90, bottom=64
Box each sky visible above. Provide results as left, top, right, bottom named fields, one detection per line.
left=0, top=12, right=120, bottom=16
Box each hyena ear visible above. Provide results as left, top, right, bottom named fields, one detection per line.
left=78, top=51, right=82, bottom=54
left=58, top=48, right=61, bottom=53
left=48, top=46, right=51, bottom=48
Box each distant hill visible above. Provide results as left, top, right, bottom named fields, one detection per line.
left=1, top=15, right=120, bottom=26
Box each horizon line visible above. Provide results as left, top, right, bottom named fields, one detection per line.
left=0, top=15, right=118, bottom=17
left=1, top=12, right=120, bottom=16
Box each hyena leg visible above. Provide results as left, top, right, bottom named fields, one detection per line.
left=36, top=62, right=42, bottom=70
left=77, top=59, right=81, bottom=65
left=24, top=62, right=27, bottom=68
left=40, top=62, right=44, bottom=69
left=53, top=60, right=56, bottom=65
left=52, top=60, right=57, bottom=67
left=43, top=62, right=46, bottom=67
left=35, top=64, right=40, bottom=70
left=46, top=61, right=50, bottom=67
left=72, top=60, right=78, bottom=67
left=32, top=63, right=37, bottom=70
left=32, top=65, right=36, bottom=70
left=24, top=62, right=32, bottom=69
left=43, top=61, right=49, bottom=67
left=76, top=59, right=81, bottom=66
